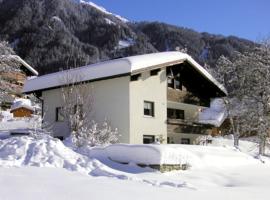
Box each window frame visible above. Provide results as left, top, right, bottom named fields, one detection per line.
left=55, top=107, right=65, bottom=122
left=143, top=135, right=155, bottom=144
left=130, top=74, right=141, bottom=81
left=150, top=69, right=160, bottom=76
left=144, top=101, right=155, bottom=117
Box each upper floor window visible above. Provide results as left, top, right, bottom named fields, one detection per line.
left=130, top=74, right=141, bottom=81
left=167, top=78, right=174, bottom=88
left=150, top=69, right=160, bottom=76
left=167, top=73, right=182, bottom=90
left=144, top=101, right=154, bottom=117
left=56, top=107, right=65, bottom=122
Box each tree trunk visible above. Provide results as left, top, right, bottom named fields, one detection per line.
left=259, top=135, right=266, bottom=156
left=229, top=116, right=239, bottom=148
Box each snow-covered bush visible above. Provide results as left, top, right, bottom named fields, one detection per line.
left=194, top=135, right=213, bottom=146
left=69, top=120, right=119, bottom=148
left=27, top=115, right=53, bottom=139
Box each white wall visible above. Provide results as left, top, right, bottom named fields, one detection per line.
left=129, top=69, right=167, bottom=144
left=42, top=89, right=70, bottom=138
left=42, top=76, right=130, bottom=142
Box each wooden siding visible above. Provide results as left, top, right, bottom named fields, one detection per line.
left=11, top=107, right=33, bottom=118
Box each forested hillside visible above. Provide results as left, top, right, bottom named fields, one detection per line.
left=0, top=0, right=257, bottom=75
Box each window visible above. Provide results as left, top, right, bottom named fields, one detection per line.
left=143, top=135, right=155, bottom=144
left=175, top=74, right=182, bottom=90
left=167, top=108, right=184, bottom=119
left=130, top=74, right=141, bottom=81
left=181, top=138, right=190, bottom=144
left=74, top=104, right=83, bottom=120
left=150, top=69, right=160, bottom=76
left=144, top=101, right=154, bottom=117
left=167, top=73, right=182, bottom=90
left=167, top=78, right=174, bottom=88
left=56, top=107, right=64, bottom=122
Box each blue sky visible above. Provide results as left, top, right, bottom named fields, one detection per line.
left=91, top=0, right=270, bottom=41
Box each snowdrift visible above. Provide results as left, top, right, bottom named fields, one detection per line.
left=0, top=136, right=118, bottom=176
left=104, top=144, right=195, bottom=165
left=89, top=143, right=258, bottom=169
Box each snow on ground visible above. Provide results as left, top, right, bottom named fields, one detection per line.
left=0, top=136, right=125, bottom=177
left=104, top=18, right=116, bottom=25
left=0, top=136, right=188, bottom=187
left=1, top=161, right=270, bottom=200
left=115, top=39, right=135, bottom=49
left=0, top=116, right=41, bottom=138
left=0, top=135, right=270, bottom=199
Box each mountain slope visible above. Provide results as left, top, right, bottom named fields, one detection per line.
left=0, top=0, right=257, bottom=75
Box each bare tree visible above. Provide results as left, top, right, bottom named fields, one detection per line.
left=59, top=71, right=118, bottom=147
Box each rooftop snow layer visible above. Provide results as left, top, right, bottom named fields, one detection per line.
left=23, top=52, right=227, bottom=94
left=199, top=98, right=227, bottom=127
left=0, top=55, right=38, bottom=76
left=10, top=98, right=34, bottom=112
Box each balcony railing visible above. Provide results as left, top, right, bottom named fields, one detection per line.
left=167, top=118, right=197, bottom=125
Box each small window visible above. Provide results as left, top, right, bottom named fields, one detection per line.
left=150, top=69, right=160, bottom=76
left=144, top=101, right=154, bottom=117
left=143, top=135, right=155, bottom=144
left=56, top=107, right=64, bottom=122
left=181, top=138, right=190, bottom=144
left=130, top=74, right=141, bottom=81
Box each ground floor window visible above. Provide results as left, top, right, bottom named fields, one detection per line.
left=167, top=137, right=175, bottom=144
left=143, top=135, right=155, bottom=144
left=181, top=138, right=190, bottom=144
left=55, top=107, right=64, bottom=122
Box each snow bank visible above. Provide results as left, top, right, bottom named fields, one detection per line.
left=0, top=136, right=190, bottom=188
left=105, top=144, right=194, bottom=165
left=199, top=98, right=227, bottom=127
left=86, top=141, right=262, bottom=170
left=0, top=136, right=121, bottom=176
left=87, top=143, right=258, bottom=169
left=0, top=111, right=13, bottom=122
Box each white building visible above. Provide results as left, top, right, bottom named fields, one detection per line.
left=23, top=52, right=227, bottom=144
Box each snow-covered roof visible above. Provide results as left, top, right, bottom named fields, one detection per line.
left=10, top=98, right=34, bottom=112
left=23, top=51, right=227, bottom=94
left=0, top=55, right=38, bottom=76
left=198, top=98, right=227, bottom=127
